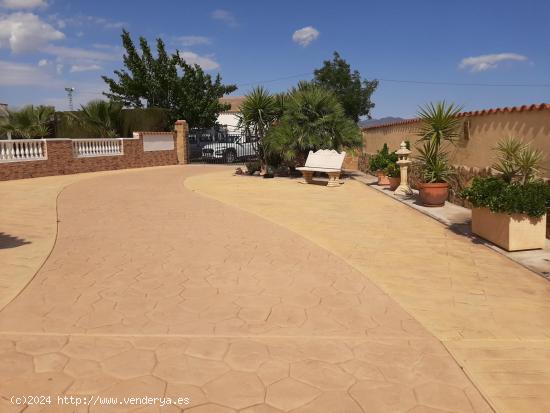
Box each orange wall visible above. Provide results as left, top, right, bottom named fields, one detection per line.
left=362, top=109, right=550, bottom=175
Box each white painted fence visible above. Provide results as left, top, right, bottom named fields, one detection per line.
left=0, top=139, right=47, bottom=163
left=73, top=139, right=123, bottom=158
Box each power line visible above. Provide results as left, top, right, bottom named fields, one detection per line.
left=235, top=73, right=311, bottom=87
left=377, top=78, right=550, bottom=88
left=234, top=73, right=550, bottom=88
left=73, top=74, right=550, bottom=96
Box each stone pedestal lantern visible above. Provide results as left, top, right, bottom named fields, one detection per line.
left=394, top=141, right=413, bottom=197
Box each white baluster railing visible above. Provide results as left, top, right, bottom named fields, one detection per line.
left=0, top=139, right=47, bottom=163
left=72, top=138, right=124, bottom=158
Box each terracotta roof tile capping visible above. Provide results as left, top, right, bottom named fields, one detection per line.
left=362, top=103, right=550, bottom=130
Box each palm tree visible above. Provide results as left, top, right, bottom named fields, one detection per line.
left=68, top=100, right=123, bottom=138
left=0, top=105, right=54, bottom=139
left=264, top=84, right=361, bottom=163
left=237, top=87, right=279, bottom=174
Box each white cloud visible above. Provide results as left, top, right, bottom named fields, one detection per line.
left=37, top=58, right=48, bottom=66
left=43, top=45, right=120, bottom=62
left=70, top=63, right=101, bottom=73
left=178, top=51, right=219, bottom=71
left=459, top=53, right=528, bottom=72
left=0, top=59, right=59, bottom=86
left=49, top=14, right=127, bottom=30
left=55, top=63, right=63, bottom=75
left=211, top=9, right=237, bottom=27
left=0, top=0, right=47, bottom=9
left=0, top=12, right=64, bottom=52
left=292, top=26, right=319, bottom=47
left=174, top=35, right=211, bottom=47
left=92, top=16, right=125, bottom=29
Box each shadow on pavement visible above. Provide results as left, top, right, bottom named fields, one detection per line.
left=0, top=232, right=31, bottom=249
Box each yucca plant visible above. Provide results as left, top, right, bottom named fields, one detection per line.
left=492, top=137, right=544, bottom=184
left=417, top=140, right=452, bottom=183
left=415, top=101, right=463, bottom=183
left=417, top=101, right=463, bottom=150
left=237, top=87, right=279, bottom=174
left=0, top=105, right=54, bottom=139
left=68, top=100, right=123, bottom=138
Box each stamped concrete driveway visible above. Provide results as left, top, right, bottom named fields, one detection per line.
left=0, top=166, right=491, bottom=413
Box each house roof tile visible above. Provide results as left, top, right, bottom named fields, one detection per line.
left=362, top=103, right=550, bottom=130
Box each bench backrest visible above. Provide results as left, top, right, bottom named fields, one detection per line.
left=304, top=149, right=346, bottom=170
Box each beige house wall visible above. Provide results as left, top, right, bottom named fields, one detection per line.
left=362, top=108, right=550, bottom=176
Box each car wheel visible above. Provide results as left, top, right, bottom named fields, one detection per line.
left=224, top=150, right=236, bottom=163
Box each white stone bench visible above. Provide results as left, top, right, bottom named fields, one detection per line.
left=296, top=149, right=346, bottom=187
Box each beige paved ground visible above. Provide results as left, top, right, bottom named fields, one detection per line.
left=186, top=171, right=550, bottom=413
left=0, top=168, right=169, bottom=311
left=0, top=165, right=492, bottom=412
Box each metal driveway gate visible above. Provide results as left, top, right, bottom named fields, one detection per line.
left=188, top=127, right=259, bottom=164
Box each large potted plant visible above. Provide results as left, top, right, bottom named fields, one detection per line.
left=385, top=162, right=401, bottom=190
left=415, top=102, right=463, bottom=207
left=369, top=143, right=397, bottom=186
left=460, top=137, right=549, bottom=251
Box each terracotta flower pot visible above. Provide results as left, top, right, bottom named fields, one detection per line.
left=388, top=176, right=401, bottom=191
left=419, top=182, right=448, bottom=207
left=376, top=170, right=390, bottom=186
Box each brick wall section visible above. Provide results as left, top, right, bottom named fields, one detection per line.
left=0, top=131, right=179, bottom=181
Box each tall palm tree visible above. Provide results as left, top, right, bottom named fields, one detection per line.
left=68, top=100, right=123, bottom=138
left=0, top=105, right=54, bottom=139
left=237, top=87, right=279, bottom=174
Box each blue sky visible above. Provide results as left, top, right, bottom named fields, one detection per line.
left=0, top=0, right=549, bottom=118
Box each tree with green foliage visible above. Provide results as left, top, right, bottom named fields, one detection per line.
left=67, top=100, right=123, bottom=138
left=264, top=83, right=362, bottom=164
left=313, top=52, right=378, bottom=122
left=102, top=29, right=237, bottom=127
left=238, top=86, right=280, bottom=174
left=0, top=105, right=54, bottom=139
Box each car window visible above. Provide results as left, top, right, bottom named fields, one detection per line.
left=216, top=135, right=236, bottom=143
left=199, top=134, right=213, bottom=143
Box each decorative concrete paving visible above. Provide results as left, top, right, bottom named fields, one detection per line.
left=0, top=168, right=168, bottom=312
left=186, top=171, right=550, bottom=413
left=0, top=166, right=491, bottom=412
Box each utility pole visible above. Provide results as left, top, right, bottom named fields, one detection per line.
left=64, top=87, right=75, bottom=111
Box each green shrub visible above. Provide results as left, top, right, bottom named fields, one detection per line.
left=264, top=83, right=362, bottom=164
left=385, top=162, right=400, bottom=178
left=460, top=177, right=550, bottom=218
left=56, top=107, right=170, bottom=138
left=246, top=161, right=261, bottom=175
left=369, top=143, right=398, bottom=172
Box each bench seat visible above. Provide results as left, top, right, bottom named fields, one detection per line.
left=297, top=149, right=346, bottom=187
left=296, top=166, right=342, bottom=173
